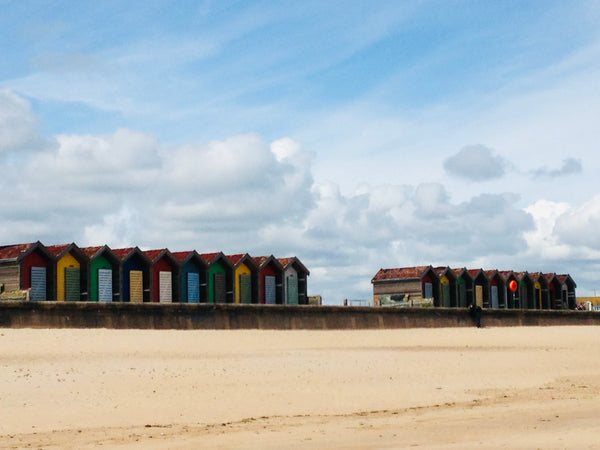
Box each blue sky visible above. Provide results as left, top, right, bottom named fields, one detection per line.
left=1, top=1, right=600, bottom=302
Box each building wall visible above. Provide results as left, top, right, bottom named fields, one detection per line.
left=3, top=302, right=599, bottom=329
left=0, top=262, right=20, bottom=292
left=373, top=280, right=422, bottom=297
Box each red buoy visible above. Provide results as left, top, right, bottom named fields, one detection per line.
left=509, top=280, right=518, bottom=292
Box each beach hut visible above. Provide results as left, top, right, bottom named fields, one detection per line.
left=277, top=257, right=310, bottom=305
left=498, top=271, right=518, bottom=309
left=46, top=243, right=89, bottom=301
left=172, top=251, right=208, bottom=303
left=113, top=247, right=151, bottom=303
left=529, top=272, right=550, bottom=309
left=144, top=249, right=181, bottom=303
left=452, top=268, right=473, bottom=308
left=485, top=270, right=506, bottom=309
left=0, top=242, right=55, bottom=300
left=544, top=273, right=563, bottom=309
left=557, top=274, right=577, bottom=309
left=81, top=245, right=120, bottom=302
left=200, top=252, right=234, bottom=303
left=514, top=272, right=535, bottom=309
left=253, top=256, right=284, bottom=304
left=434, top=266, right=457, bottom=307
left=467, top=269, right=489, bottom=308
left=227, top=254, right=259, bottom=304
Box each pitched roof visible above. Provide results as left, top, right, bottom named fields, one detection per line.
left=200, top=252, right=221, bottom=264
left=111, top=247, right=137, bottom=259
left=557, top=274, right=577, bottom=287
left=467, top=268, right=483, bottom=278
left=371, top=266, right=430, bottom=282
left=277, top=257, right=310, bottom=275
left=45, top=244, right=71, bottom=257
left=252, top=255, right=270, bottom=267
left=498, top=270, right=515, bottom=279
left=80, top=246, right=104, bottom=258
left=252, top=255, right=283, bottom=271
left=227, top=253, right=247, bottom=266
left=172, top=251, right=193, bottom=263
left=0, top=242, right=38, bottom=260
left=143, top=249, right=167, bottom=262
left=544, top=273, right=558, bottom=282
left=452, top=267, right=469, bottom=277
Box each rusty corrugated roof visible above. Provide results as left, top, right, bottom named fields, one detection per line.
left=111, top=247, right=136, bottom=258
left=226, top=253, right=246, bottom=266
left=544, top=273, right=557, bottom=282
left=252, top=255, right=270, bottom=267
left=172, top=251, right=193, bottom=263
left=143, top=249, right=167, bottom=262
left=200, top=252, right=221, bottom=265
left=0, top=243, right=37, bottom=260
left=45, top=244, right=71, bottom=257
left=467, top=268, right=483, bottom=277
left=277, top=257, right=295, bottom=268
left=80, top=246, right=103, bottom=258
left=371, top=266, right=430, bottom=282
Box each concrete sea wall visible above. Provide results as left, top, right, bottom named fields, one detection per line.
left=1, top=302, right=599, bottom=329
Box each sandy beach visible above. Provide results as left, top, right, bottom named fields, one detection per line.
left=1, top=326, right=599, bottom=449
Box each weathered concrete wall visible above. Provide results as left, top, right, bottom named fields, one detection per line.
left=1, top=302, right=599, bottom=329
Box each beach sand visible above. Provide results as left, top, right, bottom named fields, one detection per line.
left=1, top=326, right=599, bottom=448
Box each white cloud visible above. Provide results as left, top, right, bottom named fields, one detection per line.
left=443, top=145, right=507, bottom=181
left=554, top=194, right=600, bottom=251
left=0, top=89, right=51, bottom=155
left=531, top=158, right=583, bottom=179
left=1, top=88, right=598, bottom=301
left=524, top=199, right=572, bottom=259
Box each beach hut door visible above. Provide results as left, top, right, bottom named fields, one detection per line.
left=424, top=282, right=432, bottom=300
left=130, top=270, right=143, bottom=303
left=475, top=285, right=483, bottom=307
left=286, top=276, right=298, bottom=305
left=265, top=276, right=276, bottom=304
left=441, top=282, right=450, bottom=307
left=491, top=285, right=499, bottom=308
left=187, top=272, right=200, bottom=303
left=98, top=269, right=112, bottom=302
left=240, top=274, right=252, bottom=304
left=214, top=273, right=226, bottom=303
left=159, top=271, right=172, bottom=303
left=65, top=267, right=80, bottom=302
left=30, top=266, right=46, bottom=301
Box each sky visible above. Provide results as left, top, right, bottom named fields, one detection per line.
left=1, top=0, right=600, bottom=303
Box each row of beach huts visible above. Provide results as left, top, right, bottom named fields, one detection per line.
left=0, top=242, right=309, bottom=304
left=372, top=266, right=577, bottom=309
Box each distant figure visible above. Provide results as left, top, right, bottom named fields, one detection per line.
left=468, top=303, right=482, bottom=328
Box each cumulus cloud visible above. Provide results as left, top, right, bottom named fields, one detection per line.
left=1, top=90, right=590, bottom=302
left=0, top=89, right=52, bottom=155
left=554, top=194, right=600, bottom=251
left=531, top=157, right=582, bottom=178
left=443, top=144, right=507, bottom=181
